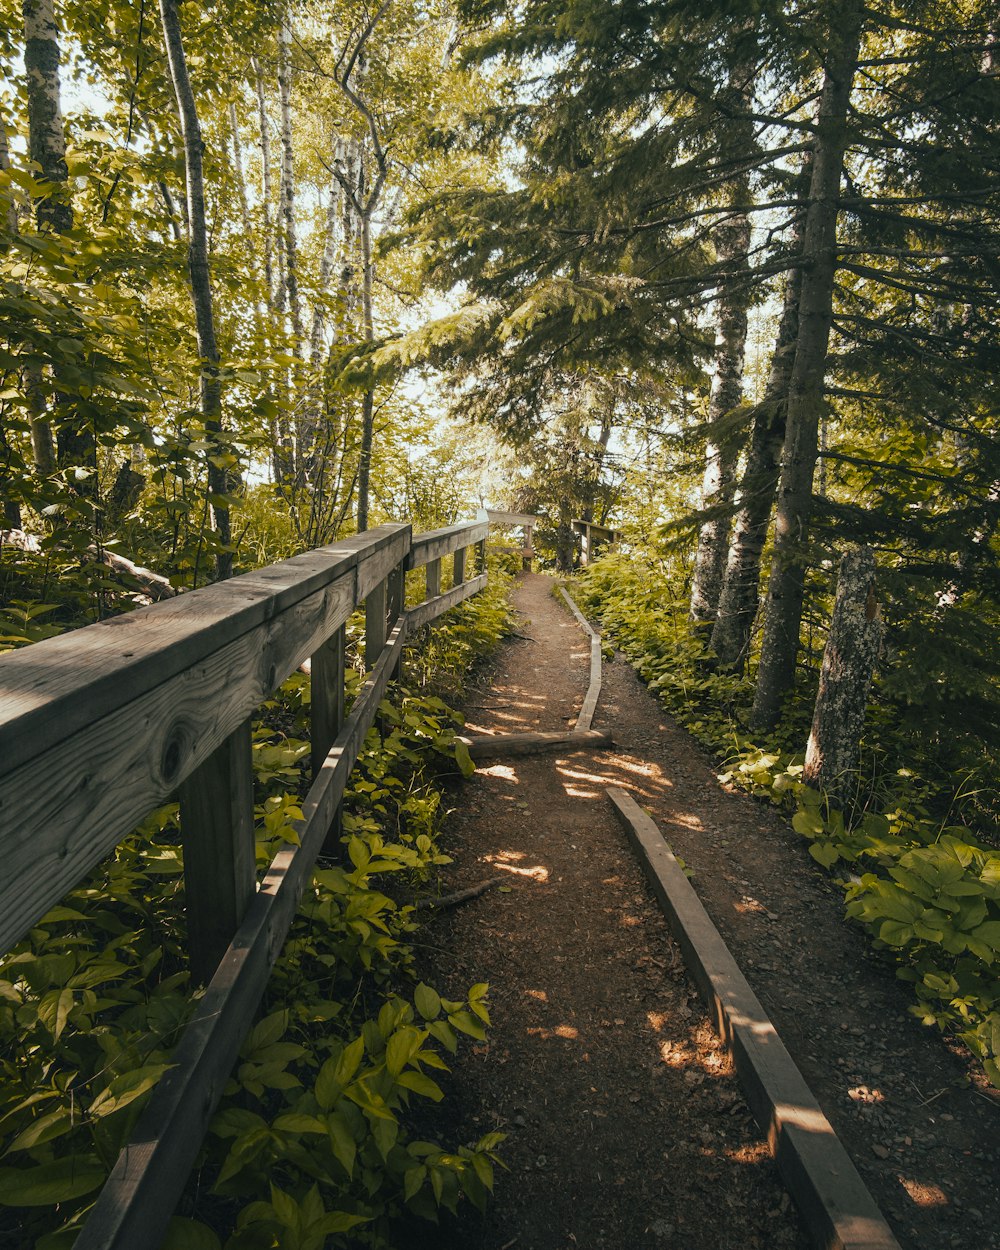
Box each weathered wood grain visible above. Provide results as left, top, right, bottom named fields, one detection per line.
left=406, top=520, right=488, bottom=570
left=365, top=577, right=387, bottom=671
left=607, top=787, right=902, bottom=1250
left=453, top=545, right=466, bottom=587
left=311, top=625, right=347, bottom=854
left=75, top=623, right=410, bottom=1250
left=425, top=557, right=442, bottom=601
left=558, top=586, right=603, bottom=732
left=405, top=574, right=486, bottom=632
left=0, top=525, right=408, bottom=777
left=179, top=720, right=256, bottom=984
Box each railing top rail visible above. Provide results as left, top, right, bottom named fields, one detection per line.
left=405, top=519, right=488, bottom=570
left=0, top=523, right=410, bottom=779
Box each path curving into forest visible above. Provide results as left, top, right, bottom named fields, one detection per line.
left=408, top=573, right=999, bottom=1250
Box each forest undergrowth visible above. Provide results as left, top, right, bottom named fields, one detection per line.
left=0, top=561, right=517, bottom=1250
left=577, top=555, right=1000, bottom=1094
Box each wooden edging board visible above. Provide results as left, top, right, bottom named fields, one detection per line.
left=557, top=586, right=602, bottom=732
left=606, top=786, right=902, bottom=1250
left=460, top=729, right=612, bottom=759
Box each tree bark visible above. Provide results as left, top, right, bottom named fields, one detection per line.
left=278, top=13, right=304, bottom=351
left=750, top=1, right=864, bottom=729
left=0, top=114, right=17, bottom=236
left=356, top=200, right=376, bottom=532
left=159, top=0, right=232, bottom=580
left=252, top=59, right=276, bottom=311
left=711, top=173, right=810, bottom=671
left=802, top=546, right=882, bottom=805
left=689, top=208, right=751, bottom=626
left=689, top=51, right=755, bottom=628
left=23, top=0, right=72, bottom=235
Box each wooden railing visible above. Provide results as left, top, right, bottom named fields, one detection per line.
left=0, top=518, right=488, bottom=1249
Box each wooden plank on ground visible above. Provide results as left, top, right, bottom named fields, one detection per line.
left=606, top=786, right=902, bottom=1250
left=461, top=728, right=612, bottom=759
left=76, top=622, right=410, bottom=1250
left=558, top=587, right=603, bottom=732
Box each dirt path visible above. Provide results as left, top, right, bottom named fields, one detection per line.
left=407, top=573, right=999, bottom=1250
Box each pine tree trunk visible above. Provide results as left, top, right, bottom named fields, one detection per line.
left=710, top=177, right=809, bottom=670
left=689, top=50, right=755, bottom=628
left=802, top=546, right=882, bottom=805
left=689, top=207, right=751, bottom=626
left=159, top=0, right=232, bottom=581
left=750, top=2, right=864, bottom=729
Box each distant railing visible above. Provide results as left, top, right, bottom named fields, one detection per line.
left=0, top=518, right=488, bottom=1249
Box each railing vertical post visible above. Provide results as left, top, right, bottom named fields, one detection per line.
left=311, top=624, right=346, bottom=853
left=426, top=557, right=441, bottom=600
left=387, top=559, right=405, bottom=682
left=477, top=536, right=487, bottom=575
left=366, top=576, right=387, bottom=671
left=453, top=545, right=466, bottom=588
left=179, top=719, right=256, bottom=985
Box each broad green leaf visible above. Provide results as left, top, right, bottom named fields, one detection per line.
left=454, top=739, right=475, bottom=778
left=809, top=842, right=840, bottom=868
left=396, top=1070, right=444, bottom=1101
left=386, top=1026, right=425, bottom=1076
left=36, top=988, right=74, bottom=1042
left=0, top=1157, right=105, bottom=1206
left=326, top=1111, right=356, bottom=1177
left=89, top=1064, right=172, bottom=1118
left=414, top=982, right=441, bottom=1020
left=334, top=1036, right=365, bottom=1086
left=7, top=1106, right=74, bottom=1153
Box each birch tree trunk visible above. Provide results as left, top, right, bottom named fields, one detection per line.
left=710, top=169, right=810, bottom=671
left=22, top=0, right=68, bottom=478
left=228, top=101, right=252, bottom=236
left=356, top=195, right=376, bottom=532
left=159, top=0, right=232, bottom=580
left=278, top=14, right=303, bottom=351
left=252, top=58, right=292, bottom=487
left=23, top=0, right=71, bottom=235
left=802, top=546, right=882, bottom=804
left=0, top=113, right=20, bottom=527
left=750, top=1, right=864, bottom=729
left=252, top=59, right=276, bottom=310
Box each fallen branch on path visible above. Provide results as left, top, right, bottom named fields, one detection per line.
left=415, top=878, right=502, bottom=912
